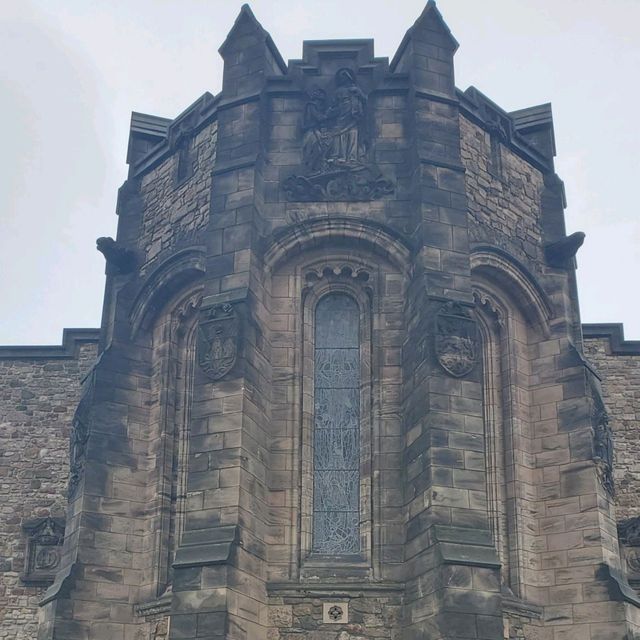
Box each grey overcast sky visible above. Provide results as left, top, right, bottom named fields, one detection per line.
left=1, top=0, right=639, bottom=344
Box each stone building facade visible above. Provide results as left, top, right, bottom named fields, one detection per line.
left=2, top=2, right=640, bottom=638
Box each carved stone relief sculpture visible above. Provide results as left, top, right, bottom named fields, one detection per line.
left=588, top=376, right=615, bottom=497
left=68, top=366, right=97, bottom=500
left=197, top=303, right=239, bottom=380
left=618, top=517, right=640, bottom=588
left=435, top=301, right=478, bottom=377
left=283, top=68, right=394, bottom=202
left=21, top=517, right=65, bottom=586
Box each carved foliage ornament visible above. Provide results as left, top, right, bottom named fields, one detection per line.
left=435, top=302, right=478, bottom=378
left=197, top=303, right=239, bottom=380
left=282, top=68, right=394, bottom=202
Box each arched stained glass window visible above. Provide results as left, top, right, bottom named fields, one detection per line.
left=313, top=293, right=360, bottom=554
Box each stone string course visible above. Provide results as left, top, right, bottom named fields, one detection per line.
left=0, top=342, right=97, bottom=639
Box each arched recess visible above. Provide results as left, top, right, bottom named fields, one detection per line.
left=127, top=253, right=205, bottom=601
left=262, top=221, right=410, bottom=583
left=471, top=248, right=552, bottom=602
left=129, top=247, right=206, bottom=339
left=147, top=284, right=203, bottom=597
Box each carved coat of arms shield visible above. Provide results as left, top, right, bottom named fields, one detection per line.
left=197, top=303, right=239, bottom=380
left=435, top=302, right=478, bottom=378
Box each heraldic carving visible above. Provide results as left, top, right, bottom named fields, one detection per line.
left=282, top=68, right=394, bottom=202
left=21, top=517, right=65, bottom=585
left=435, top=302, right=478, bottom=378
left=587, top=375, right=615, bottom=497
left=197, top=303, right=239, bottom=380
left=68, top=367, right=96, bottom=500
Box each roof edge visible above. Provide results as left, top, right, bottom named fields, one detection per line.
left=0, top=328, right=101, bottom=360
left=583, top=323, right=640, bottom=356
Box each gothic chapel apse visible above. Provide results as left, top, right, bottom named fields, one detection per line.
left=3, top=3, right=640, bottom=640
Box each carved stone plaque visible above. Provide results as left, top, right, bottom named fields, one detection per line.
left=21, top=517, right=64, bottom=586
left=197, top=303, right=239, bottom=380
left=435, top=302, right=478, bottom=378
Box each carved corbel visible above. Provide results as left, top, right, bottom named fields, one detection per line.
left=96, top=237, right=137, bottom=275
left=544, top=231, right=585, bottom=268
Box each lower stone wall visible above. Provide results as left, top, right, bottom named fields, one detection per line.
left=583, top=326, right=640, bottom=520
left=267, top=591, right=403, bottom=640
left=0, top=334, right=98, bottom=640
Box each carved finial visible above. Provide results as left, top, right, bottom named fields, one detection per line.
left=96, top=237, right=137, bottom=275
left=544, top=231, right=585, bottom=268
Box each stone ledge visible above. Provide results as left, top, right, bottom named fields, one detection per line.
left=0, top=328, right=100, bottom=360
left=267, top=581, right=405, bottom=598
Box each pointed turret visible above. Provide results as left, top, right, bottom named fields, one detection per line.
left=391, top=0, right=458, bottom=96
left=219, top=4, right=286, bottom=98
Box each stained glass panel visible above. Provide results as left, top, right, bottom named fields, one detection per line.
left=313, top=293, right=360, bottom=555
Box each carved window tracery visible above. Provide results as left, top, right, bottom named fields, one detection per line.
left=312, top=293, right=361, bottom=554
left=298, top=261, right=374, bottom=566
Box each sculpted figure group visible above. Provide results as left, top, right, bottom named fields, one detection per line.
left=302, top=68, right=368, bottom=173
left=282, top=68, right=394, bottom=202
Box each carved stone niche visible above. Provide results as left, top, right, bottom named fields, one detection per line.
left=21, top=517, right=65, bottom=586
left=618, top=517, right=640, bottom=589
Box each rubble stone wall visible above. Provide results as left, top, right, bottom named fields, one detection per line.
left=138, top=121, right=217, bottom=274
left=461, top=115, right=544, bottom=270
left=0, top=337, right=98, bottom=640
left=583, top=330, right=640, bottom=520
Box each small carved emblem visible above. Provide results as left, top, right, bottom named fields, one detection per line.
left=435, top=302, right=478, bottom=378
left=197, top=303, right=239, bottom=380
left=328, top=605, right=344, bottom=621
left=323, top=601, right=349, bottom=624
left=21, top=517, right=64, bottom=586
left=282, top=68, right=394, bottom=202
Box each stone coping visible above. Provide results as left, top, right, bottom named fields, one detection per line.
left=0, top=328, right=100, bottom=360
